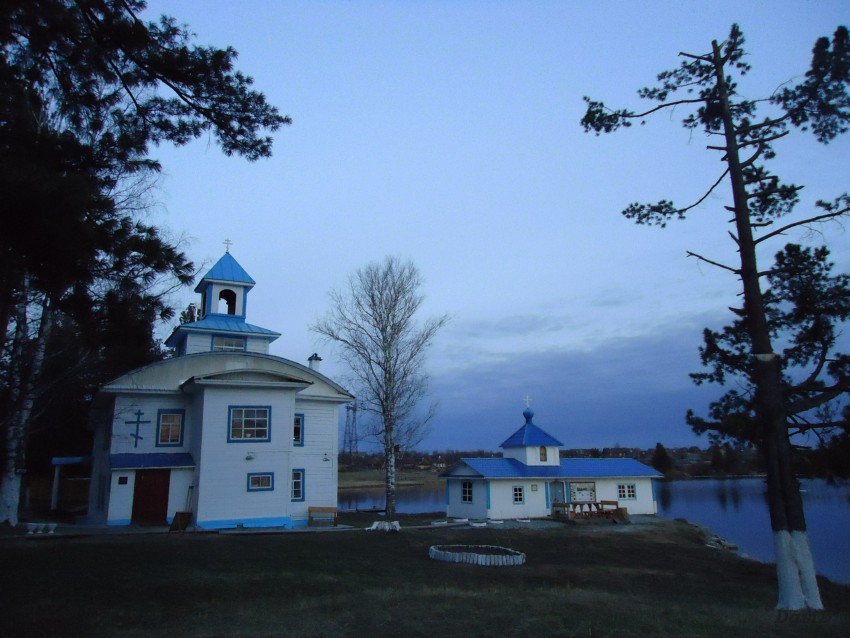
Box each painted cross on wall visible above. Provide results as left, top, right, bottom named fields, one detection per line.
left=125, top=410, right=151, bottom=448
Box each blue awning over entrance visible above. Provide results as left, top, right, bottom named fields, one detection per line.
left=110, top=452, right=196, bottom=470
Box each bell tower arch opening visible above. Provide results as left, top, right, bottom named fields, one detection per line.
left=218, top=289, right=237, bottom=315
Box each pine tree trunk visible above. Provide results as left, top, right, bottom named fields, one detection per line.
left=710, top=39, right=823, bottom=609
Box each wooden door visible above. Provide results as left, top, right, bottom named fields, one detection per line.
left=132, top=469, right=170, bottom=524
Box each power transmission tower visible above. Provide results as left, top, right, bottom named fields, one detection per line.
left=343, top=402, right=358, bottom=465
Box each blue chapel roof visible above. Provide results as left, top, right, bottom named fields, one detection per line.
left=499, top=408, right=564, bottom=448
left=455, top=457, right=662, bottom=480
left=195, top=252, right=256, bottom=292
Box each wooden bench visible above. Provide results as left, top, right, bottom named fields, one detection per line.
left=308, top=506, right=338, bottom=527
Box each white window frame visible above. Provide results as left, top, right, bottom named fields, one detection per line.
left=618, top=483, right=637, bottom=500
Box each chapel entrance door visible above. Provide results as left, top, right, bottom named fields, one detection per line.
left=132, top=469, right=170, bottom=524
left=549, top=481, right=565, bottom=515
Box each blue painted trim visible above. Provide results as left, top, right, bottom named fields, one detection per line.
left=565, top=481, right=571, bottom=504
left=291, top=468, right=305, bottom=501
left=240, top=285, right=248, bottom=319
left=247, top=472, right=275, bottom=492
left=107, top=519, right=132, bottom=526
left=293, top=413, right=305, bottom=447
left=155, top=409, right=185, bottom=447
left=196, top=516, right=293, bottom=530
left=545, top=482, right=550, bottom=509
left=227, top=405, right=272, bottom=443
left=485, top=480, right=491, bottom=509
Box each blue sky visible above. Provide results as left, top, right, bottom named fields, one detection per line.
left=142, top=1, right=850, bottom=451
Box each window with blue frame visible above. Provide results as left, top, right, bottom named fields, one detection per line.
left=291, top=469, right=305, bottom=501
left=156, top=409, right=184, bottom=447
left=247, top=473, right=274, bottom=491
left=229, top=406, right=271, bottom=442
left=293, top=414, right=304, bottom=446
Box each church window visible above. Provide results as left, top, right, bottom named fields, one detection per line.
left=293, top=414, right=304, bottom=446
left=218, top=289, right=237, bottom=314
left=213, top=336, right=245, bottom=352
left=247, top=473, right=274, bottom=491
left=513, top=486, right=524, bottom=504
left=156, top=410, right=184, bottom=446
left=539, top=446, right=547, bottom=462
left=229, top=407, right=271, bottom=442
left=461, top=480, right=473, bottom=503
left=618, top=483, right=637, bottom=500
left=291, top=469, right=305, bottom=501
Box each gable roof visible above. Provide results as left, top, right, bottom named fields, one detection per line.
left=194, top=252, right=256, bottom=292
left=449, top=457, right=661, bottom=480
left=500, top=408, right=563, bottom=448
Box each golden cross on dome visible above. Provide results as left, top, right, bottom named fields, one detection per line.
left=524, top=394, right=533, bottom=408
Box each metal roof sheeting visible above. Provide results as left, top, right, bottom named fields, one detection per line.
left=194, top=252, right=256, bottom=291
left=500, top=422, right=564, bottom=448
left=457, top=457, right=662, bottom=479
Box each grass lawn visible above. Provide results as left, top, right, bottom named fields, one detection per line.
left=1, top=515, right=848, bottom=637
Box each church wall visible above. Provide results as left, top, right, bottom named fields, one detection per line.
left=503, top=446, right=560, bottom=466
left=486, top=479, right=549, bottom=520
left=109, top=394, right=191, bottom=455
left=245, top=337, right=270, bottom=354
left=185, top=332, right=213, bottom=355
left=445, top=478, right=488, bottom=520
left=106, top=470, right=135, bottom=524
left=591, top=477, right=657, bottom=515
left=287, top=400, right=340, bottom=523
left=195, top=386, right=300, bottom=528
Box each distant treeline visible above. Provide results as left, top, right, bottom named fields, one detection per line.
left=339, top=441, right=849, bottom=480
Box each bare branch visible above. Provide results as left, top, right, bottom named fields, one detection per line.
left=686, top=251, right=740, bottom=274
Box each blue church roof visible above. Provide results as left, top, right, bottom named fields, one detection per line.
left=195, top=252, right=256, bottom=292
left=499, top=408, right=564, bottom=448
left=455, top=457, right=661, bottom=479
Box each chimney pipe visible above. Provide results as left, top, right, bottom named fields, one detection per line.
left=308, top=353, right=322, bottom=371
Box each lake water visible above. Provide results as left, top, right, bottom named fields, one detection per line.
left=339, top=477, right=850, bottom=584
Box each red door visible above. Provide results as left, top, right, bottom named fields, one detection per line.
left=132, top=469, right=170, bottom=524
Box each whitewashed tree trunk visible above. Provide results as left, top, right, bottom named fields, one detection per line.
left=0, top=284, right=53, bottom=527
left=774, top=531, right=824, bottom=610
left=384, top=426, right=397, bottom=518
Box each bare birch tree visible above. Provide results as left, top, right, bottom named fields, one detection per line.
left=312, top=256, right=448, bottom=518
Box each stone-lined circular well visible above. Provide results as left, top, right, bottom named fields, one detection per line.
left=428, top=544, right=526, bottom=566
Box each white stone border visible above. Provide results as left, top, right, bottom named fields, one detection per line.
left=428, top=544, right=526, bottom=566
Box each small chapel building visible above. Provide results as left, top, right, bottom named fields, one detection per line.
left=443, top=407, right=661, bottom=520
left=87, top=251, right=352, bottom=529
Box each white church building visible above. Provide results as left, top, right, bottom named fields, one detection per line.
left=87, top=251, right=352, bottom=529
left=443, top=407, right=662, bottom=520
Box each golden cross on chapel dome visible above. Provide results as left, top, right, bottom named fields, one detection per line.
left=223, top=238, right=233, bottom=253
left=524, top=394, right=533, bottom=408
